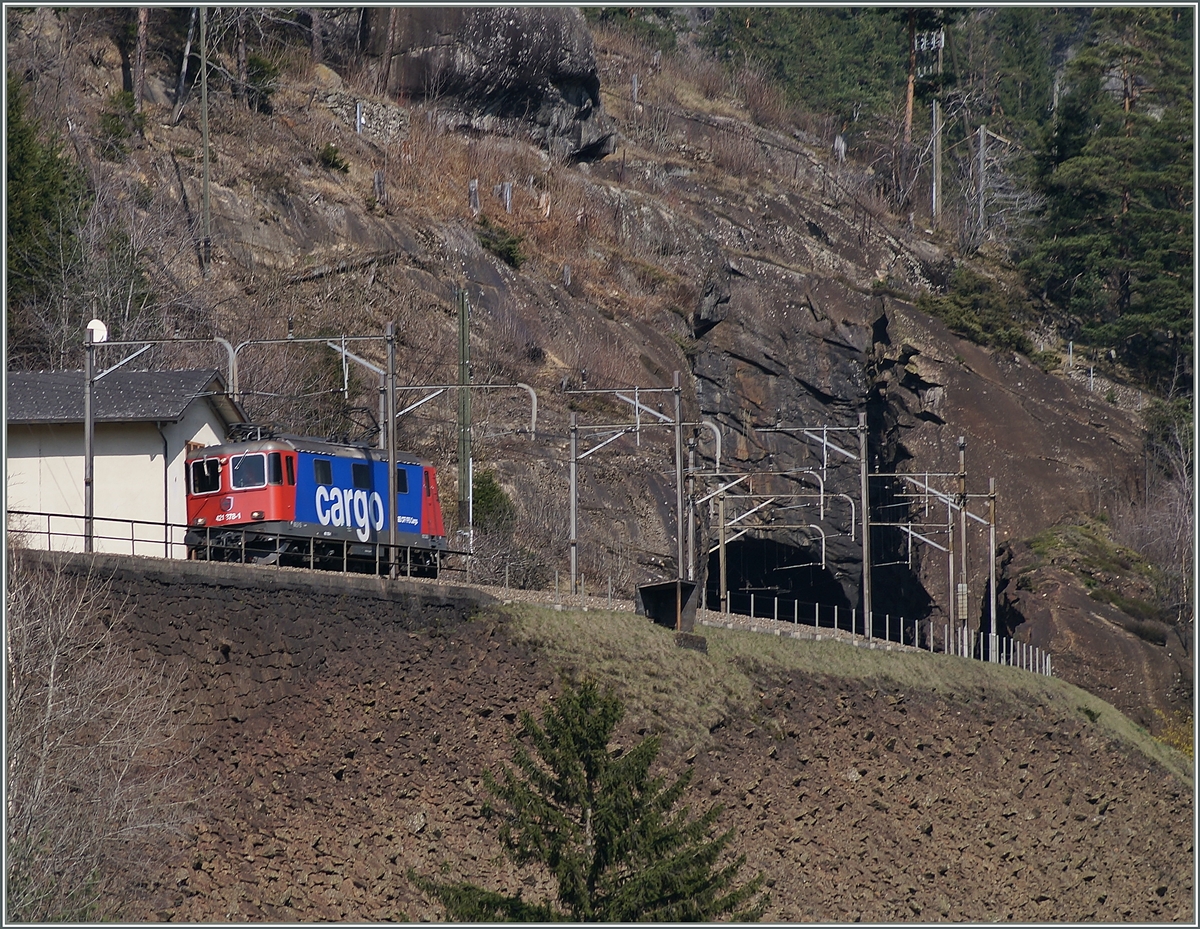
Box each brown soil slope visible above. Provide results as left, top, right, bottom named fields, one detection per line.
left=127, top=607, right=1191, bottom=924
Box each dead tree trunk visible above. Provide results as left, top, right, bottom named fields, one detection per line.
left=376, top=7, right=399, bottom=96
left=170, top=6, right=198, bottom=125
left=310, top=7, right=324, bottom=65
left=133, top=8, right=149, bottom=114
left=903, top=11, right=916, bottom=147
left=235, top=9, right=248, bottom=105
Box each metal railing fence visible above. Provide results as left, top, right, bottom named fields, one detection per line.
left=7, top=510, right=1050, bottom=676
left=713, top=589, right=1052, bottom=677
left=6, top=509, right=454, bottom=579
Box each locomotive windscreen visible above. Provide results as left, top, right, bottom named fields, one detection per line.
left=190, top=459, right=220, bottom=494
left=231, top=453, right=266, bottom=488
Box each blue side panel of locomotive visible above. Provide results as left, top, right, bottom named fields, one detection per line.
left=293, top=451, right=424, bottom=541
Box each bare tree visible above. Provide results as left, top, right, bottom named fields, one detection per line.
left=5, top=549, right=197, bottom=922
left=310, top=7, right=324, bottom=65
left=170, top=6, right=198, bottom=125
left=235, top=8, right=248, bottom=105
left=7, top=142, right=216, bottom=372
left=377, top=7, right=400, bottom=96
left=1110, top=400, right=1194, bottom=636
left=133, top=8, right=149, bottom=114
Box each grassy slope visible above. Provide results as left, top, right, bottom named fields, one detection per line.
left=499, top=603, right=1193, bottom=785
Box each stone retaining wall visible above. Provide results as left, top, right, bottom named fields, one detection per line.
left=26, top=551, right=496, bottom=730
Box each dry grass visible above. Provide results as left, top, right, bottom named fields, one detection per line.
left=499, top=604, right=1195, bottom=784
left=709, top=127, right=763, bottom=177
left=735, top=64, right=791, bottom=129
left=690, top=53, right=735, bottom=102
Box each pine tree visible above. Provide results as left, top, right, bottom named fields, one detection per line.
left=415, top=679, right=768, bottom=922
left=1023, top=7, right=1193, bottom=388
left=6, top=71, right=88, bottom=303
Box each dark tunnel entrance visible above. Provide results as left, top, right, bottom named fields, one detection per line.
left=705, top=534, right=938, bottom=641
left=705, top=537, right=854, bottom=630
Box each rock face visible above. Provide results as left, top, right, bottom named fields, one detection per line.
left=995, top=537, right=1193, bottom=727
left=366, top=7, right=615, bottom=160
left=4, top=8, right=1186, bottom=732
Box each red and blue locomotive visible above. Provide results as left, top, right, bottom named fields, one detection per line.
left=185, top=434, right=447, bottom=575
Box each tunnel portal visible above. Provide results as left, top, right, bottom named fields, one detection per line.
left=705, top=537, right=852, bottom=627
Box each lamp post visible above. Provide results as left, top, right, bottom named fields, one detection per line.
left=83, top=319, right=108, bottom=552
left=84, top=327, right=95, bottom=552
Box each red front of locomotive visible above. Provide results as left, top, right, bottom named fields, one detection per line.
left=421, top=466, right=446, bottom=537
left=186, top=441, right=298, bottom=530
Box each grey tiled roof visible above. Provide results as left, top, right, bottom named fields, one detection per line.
left=6, top=370, right=242, bottom=425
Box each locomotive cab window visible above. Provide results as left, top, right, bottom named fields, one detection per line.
left=352, top=462, right=372, bottom=489
left=286, top=455, right=295, bottom=486
left=313, top=458, right=332, bottom=485
left=395, top=467, right=409, bottom=495
left=189, top=458, right=221, bottom=494
left=424, top=470, right=432, bottom=497
left=268, top=452, right=284, bottom=485
left=231, top=453, right=267, bottom=489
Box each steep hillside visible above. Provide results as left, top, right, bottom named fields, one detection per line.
left=5, top=10, right=1188, bottom=748
left=37, top=552, right=1192, bottom=924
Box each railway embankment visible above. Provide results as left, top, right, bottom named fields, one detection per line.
left=19, top=550, right=1193, bottom=923
left=29, top=550, right=494, bottom=731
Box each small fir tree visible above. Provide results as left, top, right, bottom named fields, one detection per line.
left=416, top=679, right=767, bottom=922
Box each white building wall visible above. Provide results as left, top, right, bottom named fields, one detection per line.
left=6, top=402, right=231, bottom=558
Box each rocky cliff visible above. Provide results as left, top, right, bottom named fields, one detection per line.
left=5, top=8, right=1187, bottom=730
left=363, top=7, right=615, bottom=160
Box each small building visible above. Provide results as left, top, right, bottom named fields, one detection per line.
left=6, top=369, right=245, bottom=557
